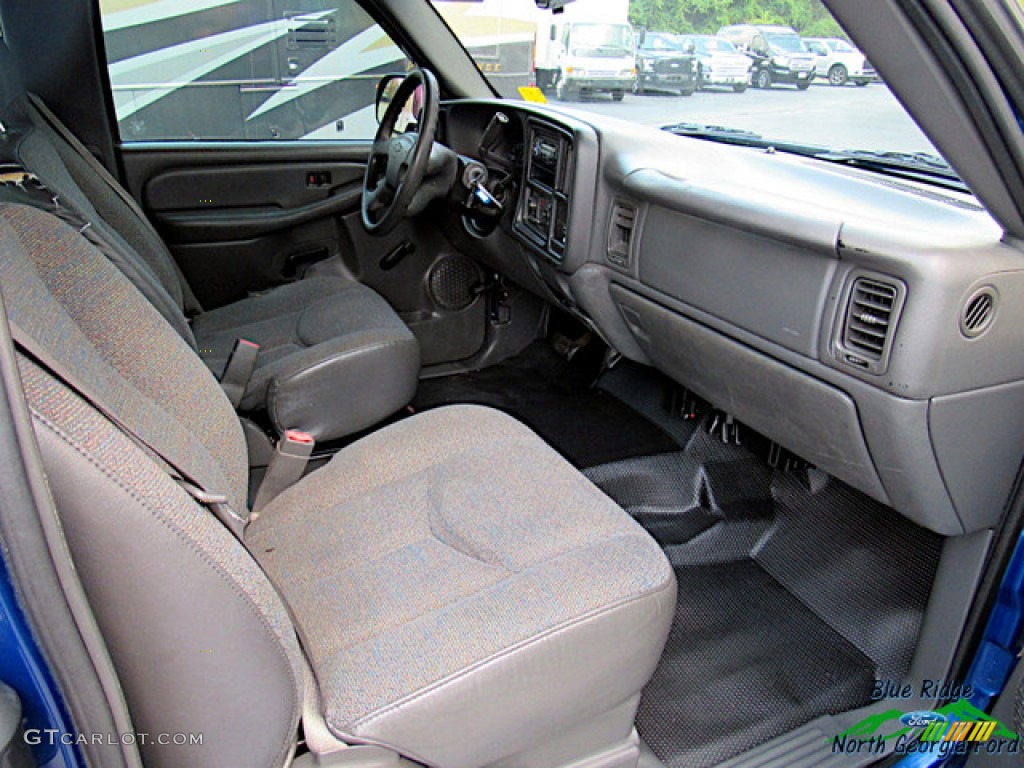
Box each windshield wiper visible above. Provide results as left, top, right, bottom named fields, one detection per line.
left=660, top=122, right=823, bottom=154
left=812, top=149, right=966, bottom=189
left=661, top=124, right=968, bottom=192
left=661, top=122, right=767, bottom=145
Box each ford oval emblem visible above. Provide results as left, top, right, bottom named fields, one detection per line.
left=900, top=711, right=947, bottom=728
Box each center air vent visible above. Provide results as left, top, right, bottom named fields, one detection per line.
left=835, top=274, right=905, bottom=375
left=960, top=287, right=997, bottom=338
left=607, top=200, right=637, bottom=269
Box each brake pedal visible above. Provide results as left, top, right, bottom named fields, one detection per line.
left=552, top=331, right=592, bottom=361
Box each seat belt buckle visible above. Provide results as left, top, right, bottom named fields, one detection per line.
left=221, top=338, right=259, bottom=409
left=251, top=430, right=315, bottom=516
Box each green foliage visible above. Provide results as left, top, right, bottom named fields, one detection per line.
left=628, top=0, right=844, bottom=37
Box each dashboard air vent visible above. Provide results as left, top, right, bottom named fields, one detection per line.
left=844, top=278, right=897, bottom=359
left=960, top=287, right=996, bottom=338
left=607, top=201, right=636, bottom=268
left=836, top=274, right=905, bottom=375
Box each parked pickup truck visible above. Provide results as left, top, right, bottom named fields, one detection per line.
left=633, top=31, right=698, bottom=96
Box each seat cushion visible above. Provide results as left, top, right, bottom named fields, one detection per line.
left=246, top=404, right=676, bottom=768
left=192, top=276, right=419, bottom=440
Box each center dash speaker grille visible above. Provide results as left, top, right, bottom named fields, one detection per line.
left=427, top=254, right=482, bottom=311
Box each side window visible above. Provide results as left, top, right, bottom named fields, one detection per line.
left=99, top=1, right=409, bottom=142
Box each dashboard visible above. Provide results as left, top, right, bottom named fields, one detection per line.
left=440, top=98, right=1024, bottom=538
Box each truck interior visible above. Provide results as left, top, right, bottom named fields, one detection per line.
left=0, top=1, right=1022, bottom=768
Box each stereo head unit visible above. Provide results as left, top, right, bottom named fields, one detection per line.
left=516, top=121, right=574, bottom=262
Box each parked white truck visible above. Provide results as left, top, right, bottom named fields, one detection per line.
left=533, top=0, right=635, bottom=101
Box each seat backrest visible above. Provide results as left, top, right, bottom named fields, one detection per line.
left=0, top=41, right=200, bottom=346
left=0, top=200, right=303, bottom=767
left=24, top=95, right=198, bottom=313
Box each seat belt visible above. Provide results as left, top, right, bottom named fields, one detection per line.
left=251, top=429, right=315, bottom=516
left=0, top=175, right=257, bottom=413
left=27, top=94, right=149, bottom=226
left=220, top=338, right=260, bottom=409
left=10, top=322, right=249, bottom=541
left=25, top=93, right=203, bottom=317
left=0, top=167, right=199, bottom=348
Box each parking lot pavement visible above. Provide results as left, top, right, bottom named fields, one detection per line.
left=550, top=81, right=938, bottom=155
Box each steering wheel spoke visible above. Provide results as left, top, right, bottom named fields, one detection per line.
left=365, top=180, right=393, bottom=211
left=361, top=68, right=440, bottom=236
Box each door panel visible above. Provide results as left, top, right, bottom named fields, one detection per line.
left=138, top=156, right=365, bottom=307
left=120, top=145, right=486, bottom=366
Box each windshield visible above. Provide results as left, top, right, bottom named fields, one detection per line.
left=764, top=33, right=807, bottom=54
left=830, top=39, right=856, bottom=53
left=432, top=0, right=951, bottom=181
left=691, top=36, right=737, bottom=55
left=641, top=33, right=683, bottom=52
left=570, top=23, right=633, bottom=56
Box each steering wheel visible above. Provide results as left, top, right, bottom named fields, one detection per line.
left=362, top=68, right=440, bottom=236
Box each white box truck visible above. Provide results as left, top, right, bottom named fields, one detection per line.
left=533, top=0, right=635, bottom=101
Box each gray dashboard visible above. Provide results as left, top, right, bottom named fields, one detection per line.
left=442, top=98, right=1024, bottom=536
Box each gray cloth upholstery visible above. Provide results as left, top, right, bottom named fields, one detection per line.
left=36, top=106, right=191, bottom=313
left=0, top=41, right=420, bottom=441
left=0, top=200, right=677, bottom=768
left=248, top=404, right=677, bottom=767
left=7, top=110, right=198, bottom=346
left=192, top=277, right=420, bottom=439
left=0, top=42, right=196, bottom=343
left=0, top=203, right=248, bottom=510
left=0, top=203, right=303, bottom=768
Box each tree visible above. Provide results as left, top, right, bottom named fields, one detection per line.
left=628, top=0, right=686, bottom=32
left=627, top=0, right=844, bottom=37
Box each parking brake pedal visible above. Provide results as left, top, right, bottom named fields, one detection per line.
left=379, top=242, right=415, bottom=271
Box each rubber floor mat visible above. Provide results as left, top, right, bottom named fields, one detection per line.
left=640, top=560, right=876, bottom=768
left=586, top=421, right=943, bottom=767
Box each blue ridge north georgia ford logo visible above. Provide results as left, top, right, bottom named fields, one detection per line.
left=899, top=711, right=947, bottom=728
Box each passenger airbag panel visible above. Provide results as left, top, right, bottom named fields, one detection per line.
left=636, top=205, right=838, bottom=358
